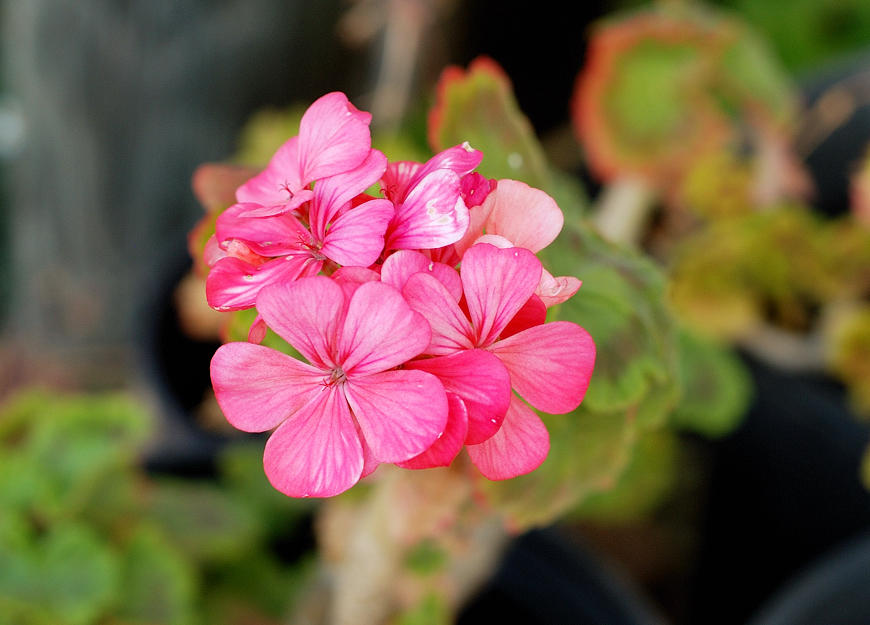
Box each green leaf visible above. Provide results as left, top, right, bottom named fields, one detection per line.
left=572, top=429, right=680, bottom=523
left=393, top=593, right=450, bottom=625
left=404, top=539, right=447, bottom=576
left=145, top=480, right=260, bottom=564
left=671, top=329, right=752, bottom=437
left=114, top=526, right=198, bottom=625
left=478, top=403, right=638, bottom=529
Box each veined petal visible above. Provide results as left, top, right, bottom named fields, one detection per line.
left=310, top=149, right=387, bottom=239
left=320, top=198, right=394, bottom=267
left=385, top=169, right=469, bottom=251
left=331, top=266, right=381, bottom=300
left=298, top=92, right=372, bottom=183
left=344, top=369, right=448, bottom=463
left=337, top=281, right=431, bottom=375
left=461, top=244, right=541, bottom=346
left=381, top=250, right=462, bottom=301
left=408, top=143, right=483, bottom=188
left=537, top=270, right=582, bottom=308
left=256, top=276, right=345, bottom=369
left=406, top=349, right=511, bottom=444
left=500, top=294, right=546, bottom=339
left=382, top=160, right=422, bottom=203
left=206, top=255, right=315, bottom=311
left=264, top=386, right=364, bottom=498
left=216, top=204, right=311, bottom=256
left=236, top=136, right=304, bottom=204
left=483, top=180, right=563, bottom=253
left=233, top=191, right=312, bottom=218
left=397, top=393, right=468, bottom=469
left=403, top=273, right=475, bottom=355
left=211, top=342, right=323, bottom=432
left=467, top=395, right=549, bottom=480
left=490, top=321, right=596, bottom=414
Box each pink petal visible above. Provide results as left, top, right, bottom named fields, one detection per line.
left=403, top=273, right=475, bottom=355
left=385, top=169, right=469, bottom=251
left=216, top=204, right=311, bottom=256
left=382, top=160, right=422, bottom=202
left=344, top=369, right=447, bottom=463
left=405, top=349, right=511, bottom=445
left=320, top=198, right=394, bottom=267
left=460, top=172, right=494, bottom=208
left=461, top=244, right=542, bottom=346
left=247, top=315, right=267, bottom=344
left=233, top=191, right=312, bottom=218
left=297, top=92, right=373, bottom=184
left=211, top=342, right=323, bottom=432
left=203, top=234, right=226, bottom=267
left=337, top=281, right=431, bottom=375
left=206, top=255, right=316, bottom=311
left=466, top=395, right=550, bottom=480
left=500, top=294, right=546, bottom=339
left=397, top=393, right=468, bottom=469
left=452, top=199, right=495, bottom=258
left=236, top=136, right=304, bottom=205
left=331, top=266, right=382, bottom=300
left=309, top=149, right=387, bottom=240
left=489, top=321, right=596, bottom=414
left=381, top=250, right=463, bottom=301
left=256, top=276, right=346, bottom=369
left=408, top=143, right=483, bottom=188
left=264, top=386, right=364, bottom=498
left=537, top=270, right=582, bottom=308
left=483, top=180, right=563, bottom=253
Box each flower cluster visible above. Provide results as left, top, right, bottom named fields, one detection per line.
left=205, top=92, right=596, bottom=497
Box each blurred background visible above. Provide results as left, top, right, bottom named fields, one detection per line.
left=1, top=1, right=870, bottom=624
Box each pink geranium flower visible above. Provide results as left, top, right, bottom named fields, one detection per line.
left=210, top=277, right=448, bottom=497
left=402, top=243, right=596, bottom=479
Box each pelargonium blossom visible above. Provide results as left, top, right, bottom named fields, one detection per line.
left=211, top=276, right=448, bottom=497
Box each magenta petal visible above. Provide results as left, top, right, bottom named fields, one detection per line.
left=409, top=143, right=483, bottom=187
left=264, top=386, right=364, bottom=498
left=344, top=369, right=448, bottom=463
left=397, top=393, right=468, bottom=469
left=310, top=149, right=387, bottom=239
left=337, top=281, right=431, bottom=375
left=381, top=250, right=463, bottom=301
left=461, top=244, right=542, bottom=346
left=500, top=294, right=547, bottom=339
left=382, top=160, right=422, bottom=202
left=297, top=92, right=372, bottom=183
left=537, top=271, right=582, bottom=308
left=206, top=255, right=315, bottom=311
left=211, top=342, right=323, bottom=432
left=403, top=273, right=475, bottom=356
left=386, top=169, right=469, bottom=251
left=235, top=136, right=304, bottom=205
left=320, top=198, right=394, bottom=267
left=484, top=180, right=563, bottom=253
left=466, top=395, right=550, bottom=480
left=216, top=205, right=311, bottom=256
left=406, top=350, right=511, bottom=445
left=256, top=276, right=345, bottom=369
left=490, top=321, right=596, bottom=414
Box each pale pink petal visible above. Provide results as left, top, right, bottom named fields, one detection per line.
left=473, top=233, right=513, bottom=248
left=489, top=321, right=596, bottom=414
left=536, top=270, right=582, bottom=308
left=484, top=180, right=563, bottom=253
left=406, top=349, right=511, bottom=444
left=337, top=281, right=431, bottom=375
left=256, top=276, right=346, bottom=369
left=381, top=250, right=462, bottom=301
left=216, top=204, right=311, bottom=256
left=310, top=149, right=387, bottom=239
left=203, top=234, right=226, bottom=267
left=264, top=386, right=364, bottom=498
left=344, top=369, right=447, bottom=463
left=403, top=273, right=475, bottom=355
left=453, top=199, right=495, bottom=258
left=206, top=255, right=316, bottom=311
left=461, top=244, right=542, bottom=346
left=320, top=198, right=394, bottom=267
left=331, top=266, right=381, bottom=300
left=500, top=294, right=546, bottom=339
left=236, top=136, right=304, bottom=204
left=466, top=395, right=550, bottom=480
left=397, top=394, right=468, bottom=469
left=193, top=163, right=261, bottom=213
left=297, top=92, right=373, bottom=183
left=211, top=342, right=323, bottom=432
left=385, top=169, right=469, bottom=251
